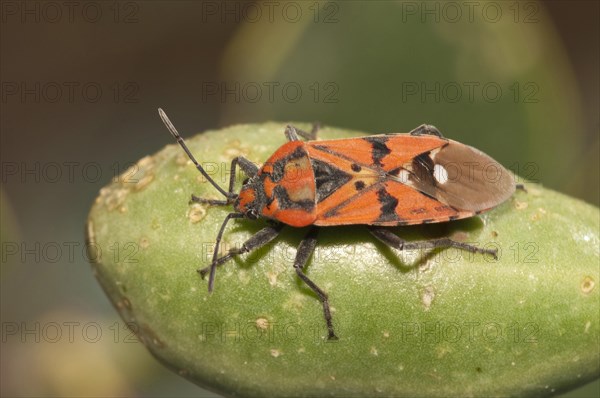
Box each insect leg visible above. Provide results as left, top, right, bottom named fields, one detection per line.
left=285, top=125, right=300, bottom=141
left=295, top=122, right=320, bottom=141
left=198, top=223, right=284, bottom=278
left=369, top=227, right=498, bottom=260
left=293, top=227, right=338, bottom=340
left=285, top=123, right=320, bottom=141
left=190, top=156, right=258, bottom=206
left=206, top=212, right=245, bottom=291
left=409, top=124, right=444, bottom=138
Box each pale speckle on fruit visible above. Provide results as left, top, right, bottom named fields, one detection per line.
left=175, top=152, right=189, bottom=166
left=283, top=293, right=305, bottom=312
left=224, top=147, right=246, bottom=159
left=382, top=331, right=390, bottom=338
left=98, top=155, right=157, bottom=210
left=237, top=270, right=250, bottom=285
left=267, top=271, right=278, bottom=287
left=581, top=276, right=595, bottom=294
left=223, top=139, right=249, bottom=159
left=584, top=321, right=591, bottom=333
left=436, top=345, right=452, bottom=359
left=187, top=203, right=207, bottom=223
left=139, top=237, right=150, bottom=249
left=100, top=186, right=129, bottom=211
left=134, top=174, right=154, bottom=192
left=528, top=186, right=542, bottom=196
left=123, top=156, right=156, bottom=187
left=270, top=349, right=282, bottom=358
left=531, top=208, right=547, bottom=222
left=370, top=346, right=379, bottom=356
left=137, top=155, right=154, bottom=169
left=116, top=297, right=132, bottom=311
left=514, top=199, right=528, bottom=210
left=422, top=286, right=435, bottom=311
left=256, top=317, right=269, bottom=330
left=151, top=219, right=161, bottom=230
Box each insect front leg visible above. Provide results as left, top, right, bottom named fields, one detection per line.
left=198, top=223, right=284, bottom=278
left=369, top=227, right=498, bottom=260
left=408, top=124, right=444, bottom=138
left=293, top=227, right=338, bottom=340
left=190, top=156, right=259, bottom=206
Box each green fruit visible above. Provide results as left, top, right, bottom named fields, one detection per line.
left=86, top=123, right=599, bottom=397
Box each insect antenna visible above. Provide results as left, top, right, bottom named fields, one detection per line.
left=158, top=108, right=231, bottom=199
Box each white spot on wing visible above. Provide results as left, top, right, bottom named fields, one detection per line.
left=433, top=164, right=448, bottom=184
left=397, top=169, right=410, bottom=184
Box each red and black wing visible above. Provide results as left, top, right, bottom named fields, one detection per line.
left=305, top=134, right=514, bottom=226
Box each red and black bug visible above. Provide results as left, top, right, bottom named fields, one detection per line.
left=158, top=108, right=515, bottom=340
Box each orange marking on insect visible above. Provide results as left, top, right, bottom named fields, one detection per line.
left=236, top=188, right=256, bottom=213
left=270, top=208, right=316, bottom=227
left=379, top=135, right=445, bottom=169
left=263, top=177, right=277, bottom=199
left=383, top=181, right=471, bottom=224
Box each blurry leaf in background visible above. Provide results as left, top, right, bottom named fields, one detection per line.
left=0, top=311, right=153, bottom=397
left=0, top=188, right=21, bottom=281
left=217, top=1, right=595, bottom=207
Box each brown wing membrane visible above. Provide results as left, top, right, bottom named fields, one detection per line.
left=407, top=140, right=515, bottom=213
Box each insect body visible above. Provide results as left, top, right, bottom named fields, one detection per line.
left=159, top=109, right=515, bottom=340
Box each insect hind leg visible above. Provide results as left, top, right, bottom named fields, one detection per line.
left=369, top=227, right=497, bottom=260
left=293, top=227, right=338, bottom=340
left=409, top=124, right=444, bottom=138
left=285, top=123, right=320, bottom=142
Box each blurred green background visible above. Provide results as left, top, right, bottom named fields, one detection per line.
left=1, top=1, right=598, bottom=396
